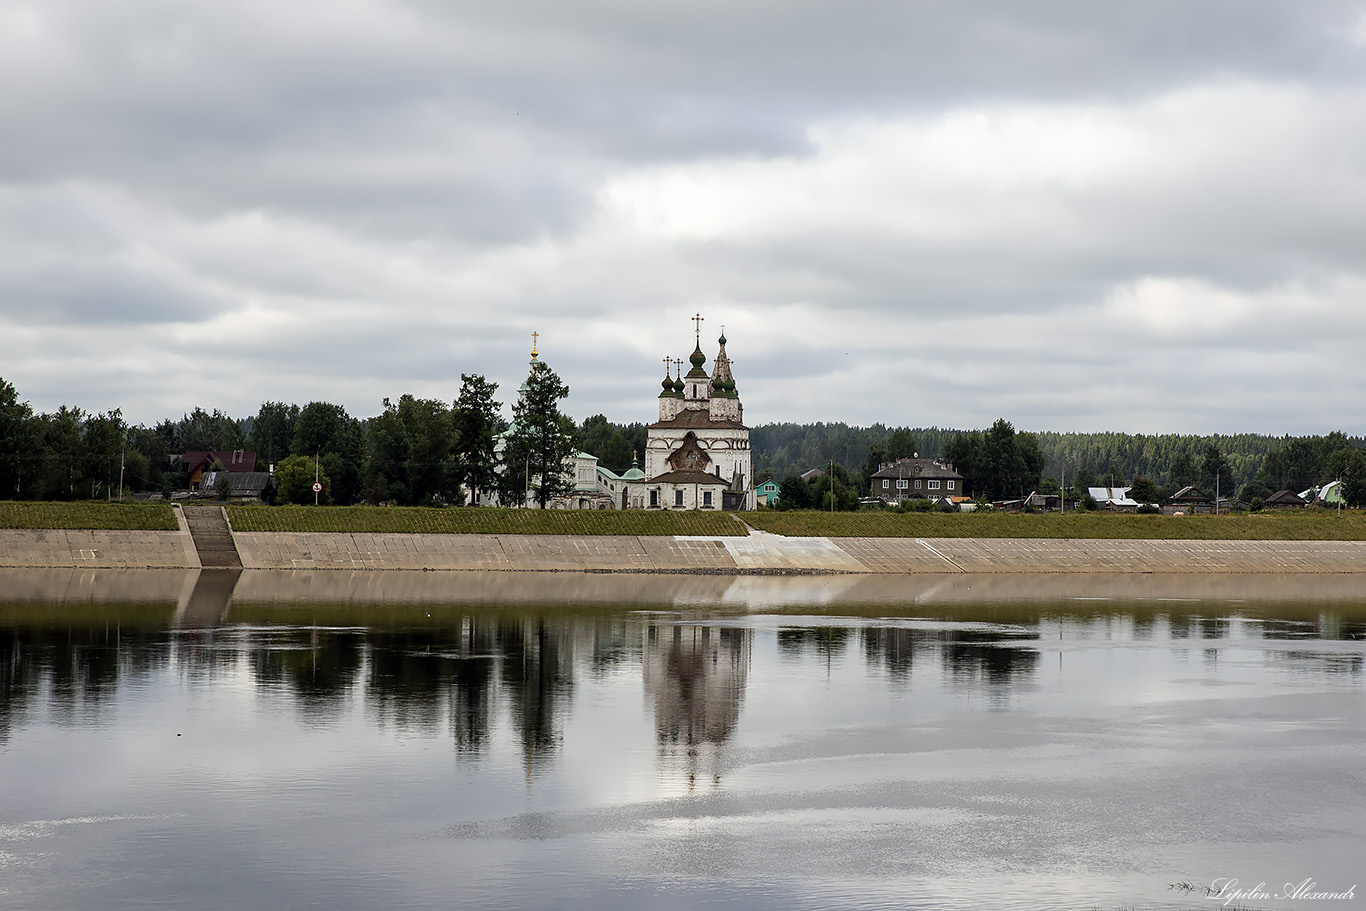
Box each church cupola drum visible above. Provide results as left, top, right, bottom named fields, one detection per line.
left=644, top=317, right=754, bottom=511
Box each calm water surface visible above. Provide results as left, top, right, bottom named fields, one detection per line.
left=2, top=570, right=1364, bottom=911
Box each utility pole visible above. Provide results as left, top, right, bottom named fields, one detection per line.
left=314, top=452, right=320, bottom=506
left=118, top=446, right=125, bottom=501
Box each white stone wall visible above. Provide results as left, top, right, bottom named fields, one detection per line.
left=708, top=395, right=742, bottom=423
left=644, top=427, right=754, bottom=510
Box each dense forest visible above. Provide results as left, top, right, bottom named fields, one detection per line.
left=3, top=374, right=1364, bottom=506
left=752, top=421, right=1366, bottom=506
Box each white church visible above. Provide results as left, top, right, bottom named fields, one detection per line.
left=509, top=320, right=755, bottom=511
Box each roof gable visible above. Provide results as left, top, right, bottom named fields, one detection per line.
left=183, top=450, right=259, bottom=473
left=870, top=458, right=963, bottom=481
left=667, top=432, right=712, bottom=473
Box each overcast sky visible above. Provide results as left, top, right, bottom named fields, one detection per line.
left=4, top=1, right=1366, bottom=435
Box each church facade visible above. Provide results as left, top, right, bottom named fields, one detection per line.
left=484, top=324, right=754, bottom=511
left=639, top=326, right=754, bottom=511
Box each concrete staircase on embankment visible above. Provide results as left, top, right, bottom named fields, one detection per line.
left=181, top=504, right=243, bottom=568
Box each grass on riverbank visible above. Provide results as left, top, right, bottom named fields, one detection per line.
left=744, top=508, right=1366, bottom=540
left=0, top=501, right=179, bottom=530
left=226, top=505, right=749, bottom=536
left=7, top=500, right=1364, bottom=541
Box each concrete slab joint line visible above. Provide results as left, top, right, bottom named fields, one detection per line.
left=917, top=539, right=966, bottom=573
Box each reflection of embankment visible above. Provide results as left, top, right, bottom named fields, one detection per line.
left=643, top=623, right=750, bottom=788
left=10, top=569, right=1366, bottom=617
left=222, top=570, right=1366, bottom=612
left=0, top=569, right=199, bottom=605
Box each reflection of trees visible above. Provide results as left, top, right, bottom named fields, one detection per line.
left=1313, top=612, right=1366, bottom=643
left=447, top=620, right=498, bottom=754
left=584, top=618, right=638, bottom=677
left=0, top=623, right=169, bottom=742
left=251, top=629, right=365, bottom=724
left=643, top=624, right=750, bottom=789
left=861, top=627, right=919, bottom=680
left=777, top=626, right=850, bottom=663
left=940, top=629, right=1041, bottom=691
left=1271, top=650, right=1364, bottom=676
left=1168, top=615, right=1229, bottom=640
left=366, top=630, right=451, bottom=731
left=498, top=619, right=575, bottom=774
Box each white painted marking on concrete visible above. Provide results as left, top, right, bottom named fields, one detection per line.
left=916, top=539, right=966, bottom=573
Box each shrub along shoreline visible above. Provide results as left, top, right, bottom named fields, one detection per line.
left=224, top=505, right=749, bottom=536
left=743, top=509, right=1366, bottom=540
left=4, top=501, right=1366, bottom=541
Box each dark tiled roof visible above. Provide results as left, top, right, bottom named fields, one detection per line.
left=1169, top=485, right=1211, bottom=502
left=1265, top=489, right=1306, bottom=506
left=183, top=451, right=259, bottom=473
left=201, top=471, right=271, bottom=495
left=647, top=470, right=731, bottom=486
left=647, top=409, right=748, bottom=430
left=870, top=458, right=963, bottom=481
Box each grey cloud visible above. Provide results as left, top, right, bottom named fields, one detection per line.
left=5, top=0, right=1362, bottom=235
left=0, top=262, right=221, bottom=325
left=4, top=0, right=1366, bottom=435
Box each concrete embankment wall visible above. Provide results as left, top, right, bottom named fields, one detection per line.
left=8, top=520, right=1366, bottom=572
left=231, top=531, right=1366, bottom=573
left=0, top=524, right=200, bottom=570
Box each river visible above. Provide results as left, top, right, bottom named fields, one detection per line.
left=2, top=570, right=1363, bottom=910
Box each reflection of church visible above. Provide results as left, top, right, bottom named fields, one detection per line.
left=642, top=623, right=751, bottom=788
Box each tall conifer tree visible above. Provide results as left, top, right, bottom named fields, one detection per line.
left=506, top=360, right=576, bottom=509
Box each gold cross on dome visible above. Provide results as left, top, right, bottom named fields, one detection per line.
left=692, top=313, right=704, bottom=339
left=531, top=331, right=539, bottom=359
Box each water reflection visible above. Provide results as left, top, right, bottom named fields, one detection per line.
left=3, top=570, right=1366, bottom=911
left=4, top=570, right=1363, bottom=762
left=643, top=623, right=750, bottom=788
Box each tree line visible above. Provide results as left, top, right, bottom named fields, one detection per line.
left=4, top=373, right=1364, bottom=507
left=761, top=420, right=1366, bottom=509
left=1, top=368, right=581, bottom=507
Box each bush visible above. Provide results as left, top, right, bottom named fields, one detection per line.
left=1136, top=503, right=1160, bottom=514
left=1249, top=497, right=1265, bottom=512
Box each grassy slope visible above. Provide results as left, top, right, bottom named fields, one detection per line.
left=226, top=505, right=748, bottom=536
left=744, top=509, right=1366, bottom=540
left=0, top=501, right=179, bottom=530
left=5, top=501, right=1363, bottom=541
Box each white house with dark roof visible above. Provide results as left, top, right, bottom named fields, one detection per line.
left=870, top=458, right=964, bottom=503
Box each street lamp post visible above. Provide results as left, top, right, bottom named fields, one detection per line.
left=1061, top=459, right=1066, bottom=514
